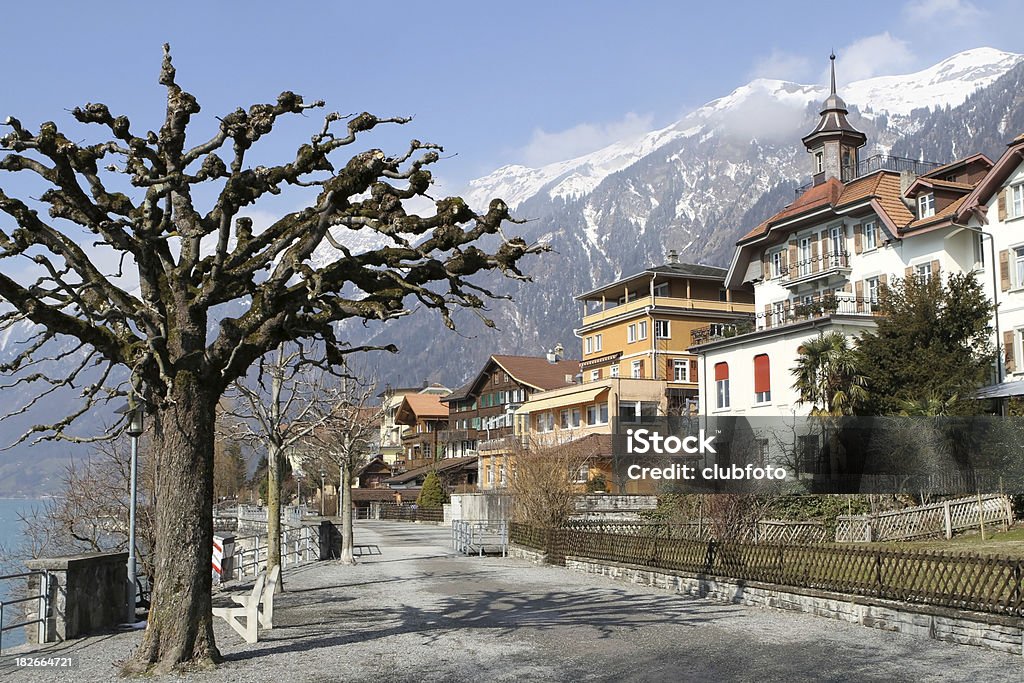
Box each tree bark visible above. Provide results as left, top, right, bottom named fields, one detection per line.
left=267, top=443, right=283, bottom=591
left=128, top=373, right=220, bottom=673
left=339, top=462, right=355, bottom=565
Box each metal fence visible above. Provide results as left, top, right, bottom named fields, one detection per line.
left=378, top=504, right=444, bottom=523
left=0, top=570, right=51, bottom=654
left=452, top=521, right=508, bottom=556
left=510, top=523, right=1024, bottom=618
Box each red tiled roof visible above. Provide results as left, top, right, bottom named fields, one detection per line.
left=741, top=177, right=843, bottom=241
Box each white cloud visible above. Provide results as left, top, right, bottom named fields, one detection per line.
left=904, top=0, right=985, bottom=26
left=747, top=49, right=813, bottom=82
left=517, top=112, right=654, bottom=167
left=835, top=33, right=917, bottom=84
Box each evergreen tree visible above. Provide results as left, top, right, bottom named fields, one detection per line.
left=856, top=272, right=993, bottom=415
left=416, top=471, right=447, bottom=508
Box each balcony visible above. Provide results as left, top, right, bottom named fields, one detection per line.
left=437, top=429, right=471, bottom=443
left=779, top=251, right=851, bottom=288
left=582, top=294, right=755, bottom=327
left=795, top=154, right=942, bottom=194
left=691, top=294, right=879, bottom=344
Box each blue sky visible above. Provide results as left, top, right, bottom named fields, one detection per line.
left=0, top=0, right=1020, bottom=198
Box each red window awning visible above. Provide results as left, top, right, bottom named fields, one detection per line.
left=714, top=362, right=729, bottom=381
left=754, top=354, right=770, bottom=393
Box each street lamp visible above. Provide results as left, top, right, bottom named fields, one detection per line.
left=117, top=396, right=144, bottom=623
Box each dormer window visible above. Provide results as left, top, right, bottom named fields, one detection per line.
left=814, top=151, right=824, bottom=174
left=917, top=193, right=935, bottom=219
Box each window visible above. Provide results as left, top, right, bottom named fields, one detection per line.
left=915, top=262, right=932, bottom=283
left=753, top=354, right=771, bottom=404
left=586, top=402, right=609, bottom=425
left=594, top=334, right=602, bottom=352
left=585, top=336, right=593, bottom=354
left=770, top=250, right=784, bottom=279
left=814, top=151, right=823, bottom=174
left=560, top=408, right=581, bottom=429
left=637, top=320, right=648, bottom=340
left=535, top=412, right=554, bottom=433
left=627, top=324, right=637, bottom=343
left=621, top=401, right=659, bottom=422
left=673, top=359, right=689, bottom=382
left=714, top=362, right=730, bottom=410
left=631, top=360, right=642, bottom=378
left=590, top=369, right=600, bottom=382
left=799, top=237, right=812, bottom=276
left=653, top=282, right=670, bottom=297
left=572, top=464, right=589, bottom=483
left=917, top=193, right=935, bottom=219
left=866, top=276, right=880, bottom=311
left=654, top=320, right=671, bottom=339
left=771, top=301, right=785, bottom=327
left=719, top=288, right=728, bottom=302
left=609, top=365, right=619, bottom=378
left=829, top=226, right=843, bottom=266
left=1010, top=184, right=1024, bottom=219
left=1015, top=247, right=1024, bottom=288
left=863, top=221, right=877, bottom=251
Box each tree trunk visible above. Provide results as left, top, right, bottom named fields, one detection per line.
left=128, top=373, right=220, bottom=673
left=339, top=462, right=355, bottom=565
left=267, top=443, right=283, bottom=591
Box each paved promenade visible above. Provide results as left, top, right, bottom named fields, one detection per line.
left=2, top=521, right=1020, bottom=682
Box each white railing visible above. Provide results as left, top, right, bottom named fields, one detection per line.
left=0, top=570, right=51, bottom=654
left=230, top=525, right=320, bottom=580
left=452, top=520, right=508, bottom=557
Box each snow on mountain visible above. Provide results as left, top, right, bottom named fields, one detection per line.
left=468, top=48, right=1023, bottom=211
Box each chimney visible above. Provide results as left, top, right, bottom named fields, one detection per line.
left=546, top=342, right=565, bottom=364
left=667, top=249, right=679, bottom=264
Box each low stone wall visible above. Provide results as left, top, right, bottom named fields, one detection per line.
left=565, top=556, right=1024, bottom=656
left=24, top=551, right=128, bottom=644
left=508, top=545, right=547, bottom=565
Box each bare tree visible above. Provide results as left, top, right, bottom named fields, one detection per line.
left=510, top=436, right=593, bottom=528
left=223, top=342, right=342, bottom=588
left=304, top=379, right=384, bottom=565
left=0, top=45, right=543, bottom=671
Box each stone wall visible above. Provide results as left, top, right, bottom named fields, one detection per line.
left=571, top=495, right=658, bottom=521
left=24, top=551, right=128, bottom=644
left=564, top=556, right=1024, bottom=657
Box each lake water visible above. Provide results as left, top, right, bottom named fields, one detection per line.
left=0, top=498, right=41, bottom=649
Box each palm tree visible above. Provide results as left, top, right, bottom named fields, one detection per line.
left=792, top=331, right=868, bottom=416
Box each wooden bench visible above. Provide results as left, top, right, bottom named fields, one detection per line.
left=212, top=564, right=280, bottom=643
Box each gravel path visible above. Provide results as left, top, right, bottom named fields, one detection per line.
left=1, top=520, right=1021, bottom=682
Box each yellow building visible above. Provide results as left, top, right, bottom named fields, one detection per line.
left=575, top=255, right=755, bottom=411
left=512, top=255, right=755, bottom=493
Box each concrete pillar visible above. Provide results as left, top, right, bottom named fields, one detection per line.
left=25, top=551, right=129, bottom=643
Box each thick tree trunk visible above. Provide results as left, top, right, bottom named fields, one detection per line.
left=128, top=373, right=220, bottom=674
left=267, top=444, right=283, bottom=591
left=339, top=463, right=355, bottom=565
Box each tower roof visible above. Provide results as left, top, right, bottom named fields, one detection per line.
left=801, top=53, right=867, bottom=149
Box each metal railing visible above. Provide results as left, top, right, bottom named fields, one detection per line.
left=796, top=155, right=942, bottom=194
left=0, top=570, right=50, bottom=654
left=452, top=520, right=508, bottom=556
left=783, top=252, right=850, bottom=281
left=230, top=525, right=320, bottom=581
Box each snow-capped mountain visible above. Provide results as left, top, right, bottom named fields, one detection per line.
left=3, top=47, right=1024, bottom=495
left=468, top=48, right=1022, bottom=213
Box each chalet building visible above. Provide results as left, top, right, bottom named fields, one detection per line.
left=382, top=455, right=479, bottom=493
left=354, top=455, right=393, bottom=489
left=392, top=392, right=450, bottom=471
left=960, top=133, right=1024, bottom=400
left=377, top=383, right=450, bottom=464
left=691, top=57, right=992, bottom=426
left=443, top=354, right=579, bottom=491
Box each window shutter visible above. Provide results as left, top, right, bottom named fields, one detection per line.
left=638, top=360, right=644, bottom=378
left=714, top=362, right=729, bottom=381
left=788, top=241, right=797, bottom=277
left=811, top=238, right=820, bottom=273
left=930, top=259, right=940, bottom=279
left=666, top=358, right=674, bottom=380
left=762, top=251, right=770, bottom=280
left=1004, top=330, right=1016, bottom=373
left=764, top=303, right=771, bottom=327
left=854, top=223, right=863, bottom=254
left=690, top=359, right=698, bottom=383
left=905, top=266, right=913, bottom=280
left=855, top=280, right=864, bottom=312
left=753, top=355, right=770, bottom=394
left=1000, top=249, right=1011, bottom=291
left=880, top=273, right=888, bottom=288
left=843, top=282, right=853, bottom=293
left=998, top=189, right=1007, bottom=222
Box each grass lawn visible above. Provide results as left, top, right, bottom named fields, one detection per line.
left=879, top=523, right=1024, bottom=557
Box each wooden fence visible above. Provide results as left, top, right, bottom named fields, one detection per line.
left=379, top=504, right=444, bottom=523
left=509, top=523, right=1024, bottom=618
left=559, top=519, right=828, bottom=544
left=835, top=494, right=1013, bottom=542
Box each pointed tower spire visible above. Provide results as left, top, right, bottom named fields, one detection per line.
left=801, top=53, right=867, bottom=183
left=830, top=51, right=837, bottom=95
